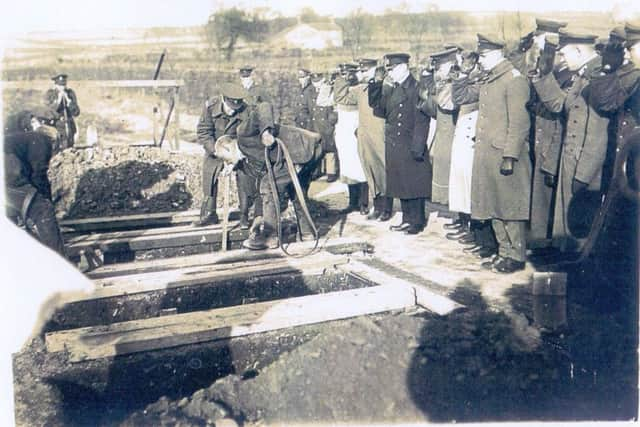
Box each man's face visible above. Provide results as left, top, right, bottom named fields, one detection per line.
left=240, top=76, right=253, bottom=88
left=387, top=63, right=408, bottom=83
left=298, top=75, right=310, bottom=87
left=223, top=96, right=243, bottom=113
left=435, top=61, right=454, bottom=81
left=533, top=33, right=547, bottom=51
left=558, top=44, right=582, bottom=70
left=477, top=49, right=503, bottom=71
left=30, top=117, right=41, bottom=131
left=55, top=83, right=66, bottom=91
left=629, top=43, right=640, bottom=65
left=312, top=78, right=324, bottom=88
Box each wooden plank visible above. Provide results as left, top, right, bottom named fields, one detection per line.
left=1, top=79, right=184, bottom=89
left=87, top=236, right=370, bottom=279
left=342, top=260, right=464, bottom=316
left=45, top=284, right=415, bottom=361
left=65, top=226, right=250, bottom=257
left=85, top=253, right=348, bottom=301
left=65, top=220, right=237, bottom=245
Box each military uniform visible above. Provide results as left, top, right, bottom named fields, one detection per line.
left=473, top=50, right=532, bottom=265
left=44, top=74, right=80, bottom=150
left=294, top=76, right=317, bottom=131
left=419, top=48, right=460, bottom=206
left=533, top=48, right=609, bottom=251
left=311, top=75, right=339, bottom=180
left=356, top=59, right=392, bottom=218
left=369, top=53, right=432, bottom=232
left=4, top=131, right=65, bottom=255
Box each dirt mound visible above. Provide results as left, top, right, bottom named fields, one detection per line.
left=48, top=146, right=239, bottom=219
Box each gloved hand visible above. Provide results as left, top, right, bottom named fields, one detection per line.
left=518, top=31, right=535, bottom=53
left=539, top=40, right=557, bottom=76
left=411, top=150, right=425, bottom=162
left=261, top=129, right=275, bottom=147
left=500, top=158, right=515, bottom=176
left=543, top=173, right=556, bottom=187
left=572, top=178, right=588, bottom=194
left=601, top=42, right=625, bottom=74
left=374, top=66, right=386, bottom=83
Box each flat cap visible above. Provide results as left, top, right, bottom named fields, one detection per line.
left=625, top=22, right=640, bottom=46
left=310, top=72, right=324, bottom=81
left=384, top=53, right=411, bottom=66
left=357, top=58, right=378, bottom=70
left=51, top=73, right=68, bottom=84
left=558, top=30, right=598, bottom=49
left=535, top=18, right=568, bottom=34
left=239, top=66, right=254, bottom=77
left=430, top=47, right=459, bottom=65
left=219, top=82, right=249, bottom=100
left=476, top=34, right=505, bottom=52
left=297, top=68, right=311, bottom=77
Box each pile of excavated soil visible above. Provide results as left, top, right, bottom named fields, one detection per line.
left=48, top=146, right=238, bottom=219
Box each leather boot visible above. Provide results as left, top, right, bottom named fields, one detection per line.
left=359, top=182, right=369, bottom=215
left=193, top=193, right=219, bottom=227
left=343, top=184, right=359, bottom=213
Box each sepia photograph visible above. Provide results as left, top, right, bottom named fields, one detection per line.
left=1, top=0, right=639, bottom=425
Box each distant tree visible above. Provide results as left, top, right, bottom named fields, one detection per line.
left=205, top=8, right=258, bottom=61
left=299, top=7, right=320, bottom=23
left=339, top=8, right=372, bottom=60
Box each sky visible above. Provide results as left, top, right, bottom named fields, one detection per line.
left=1, top=0, right=635, bottom=36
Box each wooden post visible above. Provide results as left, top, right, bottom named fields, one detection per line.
left=532, top=272, right=567, bottom=331
left=172, top=86, right=180, bottom=152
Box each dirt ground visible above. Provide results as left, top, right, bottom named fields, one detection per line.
left=12, top=178, right=639, bottom=426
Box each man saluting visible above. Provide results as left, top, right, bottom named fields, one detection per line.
left=44, top=73, right=80, bottom=150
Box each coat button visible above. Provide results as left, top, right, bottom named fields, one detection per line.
left=399, top=103, right=403, bottom=107
left=397, top=132, right=401, bottom=136
left=398, top=122, right=402, bottom=126
left=398, top=113, right=402, bottom=117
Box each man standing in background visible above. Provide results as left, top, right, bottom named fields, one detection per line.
left=44, top=74, right=80, bottom=150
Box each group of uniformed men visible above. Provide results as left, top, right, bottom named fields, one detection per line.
left=195, top=18, right=640, bottom=272
left=5, top=19, right=640, bottom=272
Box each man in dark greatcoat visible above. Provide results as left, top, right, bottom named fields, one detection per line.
left=368, top=53, right=432, bottom=235
left=293, top=68, right=317, bottom=131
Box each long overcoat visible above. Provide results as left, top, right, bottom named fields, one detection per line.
left=471, top=59, right=532, bottom=221
left=293, top=82, right=317, bottom=131
left=357, top=83, right=387, bottom=196
left=533, top=57, right=609, bottom=243
left=369, top=74, right=432, bottom=199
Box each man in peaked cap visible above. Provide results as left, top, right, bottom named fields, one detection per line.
left=531, top=30, right=609, bottom=252
left=44, top=73, right=80, bottom=150
left=472, top=33, right=532, bottom=273
left=510, top=18, right=567, bottom=75
left=310, top=71, right=339, bottom=183
left=369, top=52, right=432, bottom=235
left=238, top=65, right=269, bottom=105
left=293, top=68, right=316, bottom=131
left=195, top=82, right=255, bottom=228
left=355, top=57, right=393, bottom=221
left=418, top=47, right=458, bottom=212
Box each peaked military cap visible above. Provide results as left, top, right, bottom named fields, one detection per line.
left=625, top=22, right=640, bottom=46
left=535, top=18, right=568, bottom=35
left=357, top=58, right=378, bottom=70
left=239, top=66, right=254, bottom=77
left=311, top=72, right=324, bottom=81
left=476, top=34, right=505, bottom=52
left=219, top=82, right=249, bottom=100
left=52, top=74, right=68, bottom=84
left=443, top=43, right=464, bottom=52
left=430, top=47, right=459, bottom=65
left=558, top=30, right=598, bottom=49
left=609, top=26, right=627, bottom=44
left=384, top=53, right=410, bottom=66
left=297, top=68, right=311, bottom=77
left=339, top=63, right=358, bottom=72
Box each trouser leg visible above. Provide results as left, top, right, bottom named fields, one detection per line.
left=401, top=198, right=426, bottom=227
left=359, top=182, right=369, bottom=210
left=491, top=218, right=526, bottom=262
left=473, top=219, right=497, bottom=250
left=376, top=195, right=393, bottom=214
left=347, top=184, right=359, bottom=209
left=27, top=193, right=66, bottom=257
left=325, top=152, right=338, bottom=176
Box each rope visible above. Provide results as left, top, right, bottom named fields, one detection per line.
left=264, top=138, right=320, bottom=257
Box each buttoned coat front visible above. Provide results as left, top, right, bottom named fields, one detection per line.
left=471, top=59, right=532, bottom=221
left=533, top=57, right=609, bottom=241
left=369, top=74, right=432, bottom=199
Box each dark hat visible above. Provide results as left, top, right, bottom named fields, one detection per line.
left=384, top=53, right=410, bottom=67
left=476, top=34, right=505, bottom=52
left=297, top=68, right=311, bottom=77
left=608, top=26, right=627, bottom=44
left=357, top=58, right=378, bottom=70
left=558, top=30, right=597, bottom=49
left=52, top=73, right=68, bottom=84
left=311, top=72, right=324, bottom=81
left=338, top=63, right=358, bottom=72
left=535, top=18, right=568, bottom=35
left=625, top=22, right=640, bottom=47
left=443, top=43, right=464, bottom=52
left=239, top=66, right=254, bottom=77
left=220, top=82, right=249, bottom=101
left=430, top=47, right=459, bottom=66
